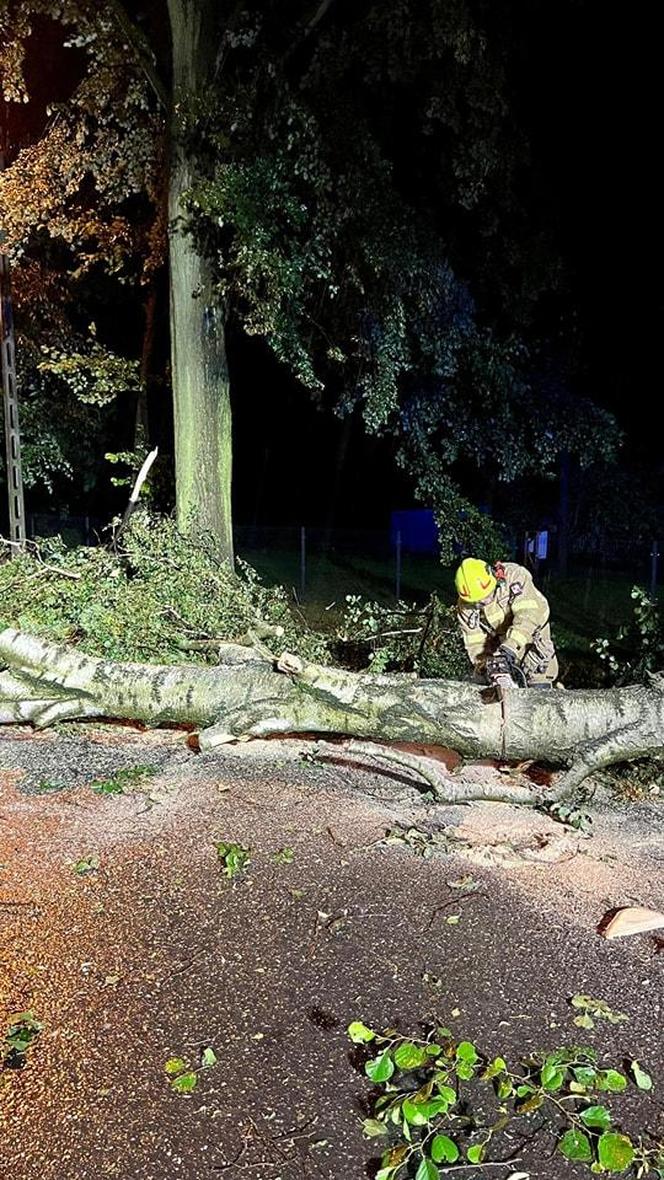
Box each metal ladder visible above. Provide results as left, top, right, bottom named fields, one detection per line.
left=1, top=141, right=26, bottom=549
left=1, top=249, right=26, bottom=546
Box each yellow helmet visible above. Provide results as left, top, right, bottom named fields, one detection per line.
left=455, top=557, right=496, bottom=603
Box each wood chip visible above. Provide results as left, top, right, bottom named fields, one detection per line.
left=601, top=906, right=664, bottom=939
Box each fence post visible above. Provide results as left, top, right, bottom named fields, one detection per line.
left=300, top=525, right=306, bottom=601
left=395, top=529, right=402, bottom=601
left=650, top=539, right=659, bottom=598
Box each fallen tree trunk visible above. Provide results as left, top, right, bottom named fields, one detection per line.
left=1, top=627, right=662, bottom=803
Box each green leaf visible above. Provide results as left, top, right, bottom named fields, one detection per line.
left=215, top=841, right=250, bottom=879
left=376, top=1170, right=396, bottom=1180
left=456, top=1062, right=476, bottom=1081
left=573, top=1013, right=595, bottom=1030
left=456, top=1041, right=478, bottom=1064
left=415, top=1159, right=440, bottom=1180
left=418, top=1097, right=453, bottom=1119
left=426, top=1043, right=442, bottom=1056
left=361, top=1118, right=389, bottom=1139
left=570, top=993, right=592, bottom=1008
left=431, top=1135, right=460, bottom=1164
left=541, top=1064, right=566, bottom=1091
left=402, top=1098, right=430, bottom=1126
left=436, top=1084, right=457, bottom=1105
left=365, top=1051, right=394, bottom=1083
left=580, top=1105, right=612, bottom=1131
left=5, top=1011, right=43, bottom=1050
left=570, top=994, right=629, bottom=1024
left=559, top=1129, right=593, bottom=1162
left=630, top=1060, right=653, bottom=1091
left=573, top=1067, right=597, bottom=1087
left=597, top=1133, right=634, bottom=1172
left=601, top=1070, right=628, bottom=1093
left=482, top=1056, right=507, bottom=1080
left=92, top=777, right=124, bottom=795
left=200, top=1047, right=218, bottom=1068
left=467, top=1145, right=485, bottom=1165
left=394, top=1041, right=428, bottom=1070
left=497, top=1077, right=514, bottom=1100
left=164, top=1057, right=187, bottom=1076
left=170, top=1071, right=198, bottom=1094
left=73, top=853, right=100, bottom=874
left=348, top=1021, right=375, bottom=1044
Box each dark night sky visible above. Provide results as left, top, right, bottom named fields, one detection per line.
left=510, top=2, right=661, bottom=452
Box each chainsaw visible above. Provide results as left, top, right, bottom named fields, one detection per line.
left=486, top=646, right=528, bottom=690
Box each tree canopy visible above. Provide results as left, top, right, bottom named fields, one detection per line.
left=1, top=0, right=623, bottom=554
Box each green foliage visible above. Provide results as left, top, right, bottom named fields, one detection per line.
left=164, top=1046, right=217, bottom=1095
left=0, top=514, right=475, bottom=682
left=33, top=777, right=69, bottom=793
left=2, top=1010, right=43, bottom=1068
left=3, top=347, right=115, bottom=496
left=592, top=586, right=664, bottom=686
left=90, top=765, right=156, bottom=796
left=0, top=1, right=163, bottom=505
left=72, top=853, right=101, bottom=875
left=350, top=1024, right=661, bottom=1178
left=2, top=0, right=624, bottom=555
left=179, top=1, right=619, bottom=560
left=334, top=594, right=467, bottom=678
left=37, top=330, right=141, bottom=408
left=569, top=995, right=629, bottom=1032
left=215, top=841, right=251, bottom=880
left=543, top=800, right=593, bottom=835
left=105, top=449, right=155, bottom=494
left=0, top=512, right=328, bottom=666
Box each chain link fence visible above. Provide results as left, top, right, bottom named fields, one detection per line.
left=4, top=512, right=659, bottom=614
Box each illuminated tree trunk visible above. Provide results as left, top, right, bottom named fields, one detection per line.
left=167, top=0, right=233, bottom=563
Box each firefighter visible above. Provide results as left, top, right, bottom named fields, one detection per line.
left=454, top=557, right=559, bottom=687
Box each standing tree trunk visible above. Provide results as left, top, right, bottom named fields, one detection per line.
left=167, top=0, right=234, bottom=564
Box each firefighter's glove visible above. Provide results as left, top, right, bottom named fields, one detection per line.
left=487, top=646, right=526, bottom=688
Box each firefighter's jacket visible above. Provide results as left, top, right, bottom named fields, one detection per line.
left=456, top=562, right=558, bottom=683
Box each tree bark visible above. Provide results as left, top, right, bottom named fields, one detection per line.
left=167, top=0, right=234, bottom=563
left=2, top=627, right=663, bottom=803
